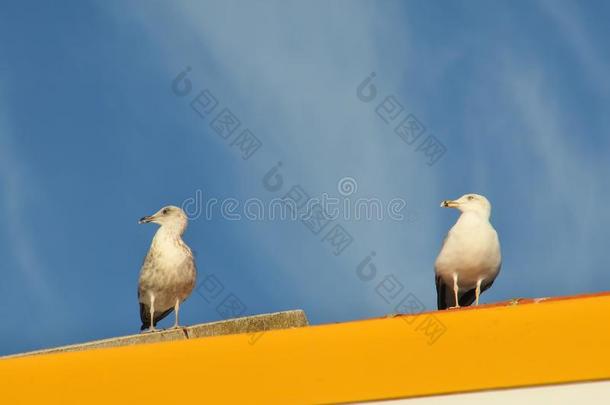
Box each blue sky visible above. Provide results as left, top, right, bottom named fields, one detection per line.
left=0, top=0, right=609, bottom=355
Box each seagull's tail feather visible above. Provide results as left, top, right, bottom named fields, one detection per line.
left=458, top=278, right=496, bottom=308
left=459, top=289, right=477, bottom=307
left=139, top=303, right=175, bottom=330
left=139, top=303, right=150, bottom=330
left=152, top=307, right=175, bottom=326
left=435, top=276, right=449, bottom=310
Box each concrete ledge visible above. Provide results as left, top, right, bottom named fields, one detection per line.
left=4, top=310, right=308, bottom=358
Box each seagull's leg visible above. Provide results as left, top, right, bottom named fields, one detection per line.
left=172, top=299, right=180, bottom=329
left=450, top=273, right=460, bottom=309
left=475, top=279, right=483, bottom=306
left=148, top=294, right=157, bottom=332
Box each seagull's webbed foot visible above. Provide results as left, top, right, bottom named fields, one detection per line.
left=447, top=305, right=461, bottom=310
left=141, top=326, right=158, bottom=333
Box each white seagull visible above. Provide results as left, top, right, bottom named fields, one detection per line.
left=434, top=194, right=501, bottom=309
left=138, top=205, right=197, bottom=331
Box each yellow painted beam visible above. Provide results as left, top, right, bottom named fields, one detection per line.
left=2, top=293, right=610, bottom=404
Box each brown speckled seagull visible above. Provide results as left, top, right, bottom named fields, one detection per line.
left=138, top=205, right=196, bottom=331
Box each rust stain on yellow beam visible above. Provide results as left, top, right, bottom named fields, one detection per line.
left=2, top=293, right=610, bottom=404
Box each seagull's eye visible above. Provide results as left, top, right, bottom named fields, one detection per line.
left=467, top=196, right=474, bottom=201
left=162, top=208, right=169, bottom=215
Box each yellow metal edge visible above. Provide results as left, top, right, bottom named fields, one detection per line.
left=1, top=293, right=610, bottom=404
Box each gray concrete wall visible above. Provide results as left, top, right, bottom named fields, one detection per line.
left=3, top=310, right=308, bottom=359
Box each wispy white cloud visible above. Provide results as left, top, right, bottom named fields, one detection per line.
left=0, top=86, right=67, bottom=329
left=104, top=1, right=448, bottom=317
left=539, top=0, right=610, bottom=94
left=500, top=63, right=610, bottom=294
left=102, top=1, right=609, bottom=320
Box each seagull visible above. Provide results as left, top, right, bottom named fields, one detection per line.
left=138, top=205, right=197, bottom=331
left=434, top=194, right=501, bottom=310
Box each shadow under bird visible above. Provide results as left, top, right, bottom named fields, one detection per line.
left=434, top=194, right=501, bottom=310
left=138, top=205, right=197, bottom=331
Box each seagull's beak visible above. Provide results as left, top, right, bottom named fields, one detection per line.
left=441, top=200, right=459, bottom=208
left=139, top=215, right=153, bottom=224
